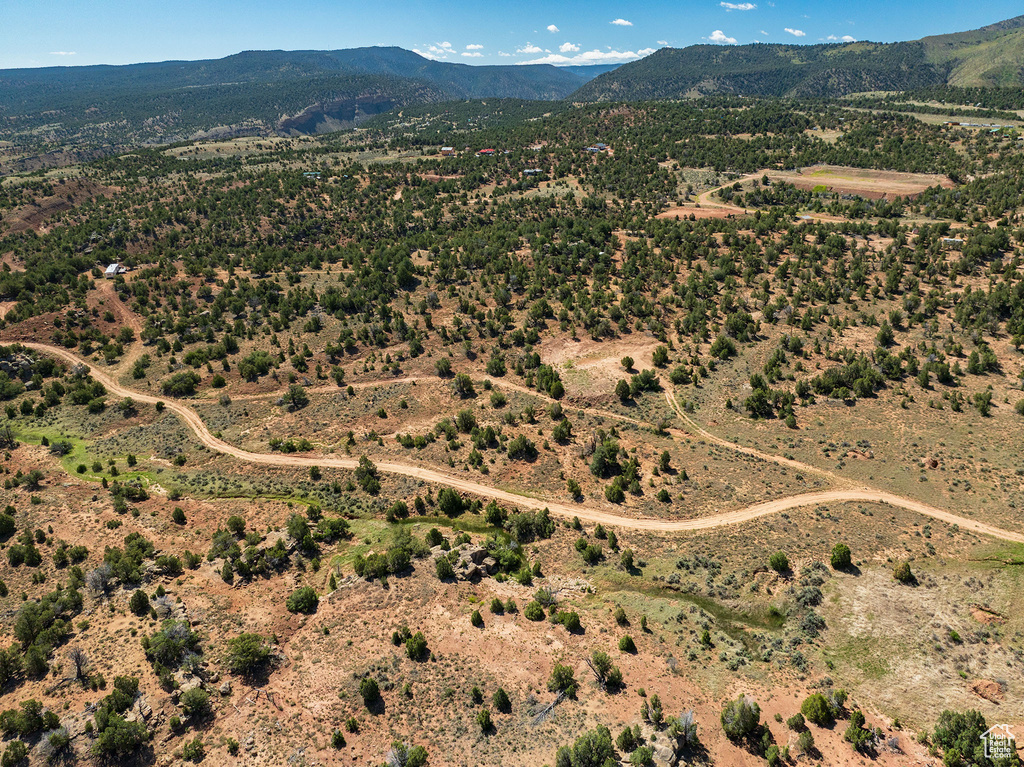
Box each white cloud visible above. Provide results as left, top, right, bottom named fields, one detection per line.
left=657, top=40, right=668, bottom=46
left=49, top=51, right=76, bottom=56
left=784, top=28, right=806, bottom=37
left=708, top=30, right=738, bottom=44
left=546, top=24, right=559, bottom=33
left=721, top=2, right=757, bottom=10
left=841, top=34, right=856, bottom=42
left=516, top=42, right=546, bottom=54
left=610, top=18, right=633, bottom=26
left=465, top=43, right=484, bottom=50
left=498, top=51, right=512, bottom=57
left=415, top=41, right=456, bottom=60
left=559, top=42, right=580, bottom=53
left=760, top=30, right=768, bottom=35
left=461, top=52, right=483, bottom=57
left=518, top=47, right=655, bottom=65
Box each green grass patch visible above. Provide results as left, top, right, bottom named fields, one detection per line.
left=824, top=637, right=893, bottom=680
left=597, top=571, right=784, bottom=650
left=12, top=424, right=158, bottom=486
left=967, top=541, right=1024, bottom=569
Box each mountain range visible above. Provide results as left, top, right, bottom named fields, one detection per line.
left=1, top=15, right=1023, bottom=145
left=575, top=15, right=1024, bottom=101
left=0, top=48, right=613, bottom=142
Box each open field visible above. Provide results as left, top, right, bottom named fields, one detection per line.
left=767, top=165, right=956, bottom=200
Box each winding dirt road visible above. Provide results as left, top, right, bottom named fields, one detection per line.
left=20, top=342, right=1024, bottom=543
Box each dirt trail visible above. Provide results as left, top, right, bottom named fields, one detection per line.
left=696, top=172, right=763, bottom=212
left=206, top=373, right=652, bottom=432
left=93, top=280, right=147, bottom=371
left=19, top=342, right=1024, bottom=543
left=96, top=280, right=142, bottom=335
left=664, top=389, right=836, bottom=483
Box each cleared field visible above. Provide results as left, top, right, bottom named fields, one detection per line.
left=769, top=164, right=955, bottom=200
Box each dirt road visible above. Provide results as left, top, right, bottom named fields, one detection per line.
left=20, top=342, right=1024, bottom=543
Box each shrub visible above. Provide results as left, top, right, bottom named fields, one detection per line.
left=476, top=708, right=492, bottom=732
left=831, top=543, right=852, bottom=570
left=161, top=371, right=201, bottom=397
left=1, top=741, right=28, bottom=767
left=471, top=610, right=484, bottom=628
left=180, top=688, right=210, bottom=719
left=894, top=562, right=913, bottom=583
left=844, top=709, right=873, bottom=751
left=435, top=556, right=454, bottom=580
left=506, top=435, right=536, bottom=460
left=721, top=694, right=761, bottom=741
left=768, top=552, right=789, bottom=572
left=387, top=743, right=428, bottom=767
left=604, top=483, right=625, bottom=504
left=142, top=620, right=201, bottom=669
left=630, top=745, right=654, bottom=766
left=91, top=714, right=147, bottom=759
left=547, top=663, right=576, bottom=696
left=932, top=709, right=990, bottom=764
left=797, top=729, right=815, bottom=754
left=359, top=677, right=379, bottom=706
left=406, top=632, right=428, bottom=660
left=128, top=589, right=150, bottom=616
left=556, top=611, right=581, bottom=633
left=555, top=726, right=614, bottom=767
left=453, top=373, right=475, bottom=398
left=331, top=729, right=346, bottom=749
left=615, top=379, right=631, bottom=402
left=492, top=688, right=510, bottom=713
left=801, top=693, right=834, bottom=726
left=786, top=712, right=806, bottom=731
left=619, top=635, right=637, bottom=653
left=524, top=601, right=545, bottom=621
left=226, top=633, right=271, bottom=677
left=181, top=737, right=204, bottom=762
left=286, top=587, right=318, bottom=614
left=437, top=488, right=464, bottom=517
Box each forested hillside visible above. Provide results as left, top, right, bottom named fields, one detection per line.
left=574, top=14, right=1024, bottom=101
left=0, top=47, right=599, bottom=146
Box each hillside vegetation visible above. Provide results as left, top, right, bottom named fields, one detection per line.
left=0, top=47, right=603, bottom=146
left=574, top=14, right=1024, bottom=101
left=0, top=90, right=1023, bottom=766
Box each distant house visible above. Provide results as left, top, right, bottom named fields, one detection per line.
left=476, top=148, right=496, bottom=156
left=595, top=143, right=608, bottom=150
left=584, top=146, right=600, bottom=153
left=441, top=146, right=456, bottom=156
left=302, top=171, right=321, bottom=179
left=104, top=263, right=126, bottom=279
left=941, top=237, right=965, bottom=250
left=523, top=168, right=543, bottom=176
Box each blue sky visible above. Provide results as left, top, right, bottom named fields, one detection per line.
left=3, top=1, right=1023, bottom=69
